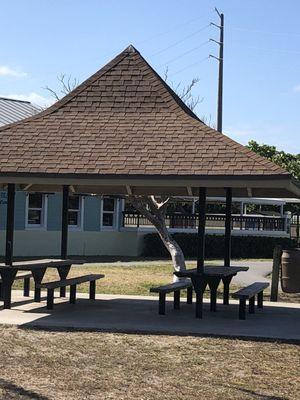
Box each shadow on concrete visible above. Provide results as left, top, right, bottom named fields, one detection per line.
left=4, top=295, right=297, bottom=344
left=0, top=296, right=48, bottom=311
left=0, top=378, right=49, bottom=400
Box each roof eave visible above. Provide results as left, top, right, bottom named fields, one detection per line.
left=0, top=172, right=298, bottom=199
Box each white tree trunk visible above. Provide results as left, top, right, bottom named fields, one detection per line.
left=130, top=196, right=187, bottom=282
left=157, top=231, right=187, bottom=282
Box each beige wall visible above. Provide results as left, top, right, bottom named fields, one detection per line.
left=0, top=230, right=145, bottom=257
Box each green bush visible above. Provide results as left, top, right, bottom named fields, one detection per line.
left=142, top=233, right=297, bottom=259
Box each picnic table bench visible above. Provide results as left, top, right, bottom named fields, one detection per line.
left=232, top=282, right=269, bottom=319
left=0, top=271, right=32, bottom=298
left=150, top=281, right=193, bottom=315
left=36, top=274, right=105, bottom=309
left=175, top=266, right=249, bottom=318
left=0, top=259, right=84, bottom=309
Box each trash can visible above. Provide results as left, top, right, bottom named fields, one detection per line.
left=281, top=248, right=300, bottom=293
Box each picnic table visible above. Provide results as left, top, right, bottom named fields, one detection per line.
left=0, top=259, right=84, bottom=309
left=174, top=265, right=249, bottom=318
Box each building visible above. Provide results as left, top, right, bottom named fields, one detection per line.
left=0, top=97, right=40, bottom=127
left=0, top=192, right=295, bottom=257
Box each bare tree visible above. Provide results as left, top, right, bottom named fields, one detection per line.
left=44, top=74, right=79, bottom=101
left=129, top=196, right=186, bottom=280
left=164, top=67, right=203, bottom=112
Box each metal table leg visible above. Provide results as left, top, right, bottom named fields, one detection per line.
left=207, top=277, right=221, bottom=312
left=222, top=276, right=233, bottom=305
left=31, top=268, right=47, bottom=302
left=0, top=269, right=18, bottom=309
left=57, top=266, right=71, bottom=297
left=192, top=276, right=207, bottom=319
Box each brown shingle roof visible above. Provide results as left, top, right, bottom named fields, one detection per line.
left=0, top=45, right=289, bottom=178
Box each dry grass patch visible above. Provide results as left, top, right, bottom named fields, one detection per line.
left=0, top=326, right=298, bottom=400
left=12, top=260, right=299, bottom=302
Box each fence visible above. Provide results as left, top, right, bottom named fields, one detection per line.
left=122, top=212, right=287, bottom=233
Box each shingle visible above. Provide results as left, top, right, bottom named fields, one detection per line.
left=0, top=45, right=289, bottom=178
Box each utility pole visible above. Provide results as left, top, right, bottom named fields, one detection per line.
left=210, top=8, right=224, bottom=133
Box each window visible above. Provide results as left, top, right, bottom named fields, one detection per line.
left=26, top=193, right=47, bottom=228
left=68, top=195, right=83, bottom=229
left=102, top=197, right=117, bottom=229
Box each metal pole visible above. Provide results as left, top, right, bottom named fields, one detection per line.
left=217, top=13, right=224, bottom=133
left=297, top=213, right=300, bottom=245
left=197, top=187, right=207, bottom=273
left=270, top=245, right=282, bottom=302
left=224, top=187, right=232, bottom=267
left=61, top=185, right=69, bottom=259
left=5, top=184, right=16, bottom=265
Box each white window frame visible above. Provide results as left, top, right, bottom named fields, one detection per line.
left=100, top=197, right=119, bottom=231
left=68, top=195, right=84, bottom=231
left=25, top=193, right=48, bottom=230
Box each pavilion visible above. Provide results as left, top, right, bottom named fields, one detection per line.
left=0, top=44, right=299, bottom=279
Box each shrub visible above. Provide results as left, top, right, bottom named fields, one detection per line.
left=142, top=233, right=297, bottom=259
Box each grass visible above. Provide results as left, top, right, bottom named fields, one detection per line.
left=0, top=326, right=298, bottom=400
left=13, top=261, right=176, bottom=296
left=11, top=259, right=300, bottom=302
left=5, top=261, right=300, bottom=398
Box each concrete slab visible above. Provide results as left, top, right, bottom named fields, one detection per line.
left=230, top=260, right=272, bottom=285
left=0, top=290, right=299, bottom=341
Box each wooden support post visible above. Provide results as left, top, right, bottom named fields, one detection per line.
left=61, top=185, right=69, bottom=260
left=5, top=183, right=16, bottom=266
left=23, top=277, right=30, bottom=297
left=270, top=245, right=282, bottom=302
left=197, top=187, right=207, bottom=273
left=173, top=290, right=180, bottom=310
left=224, top=187, right=232, bottom=267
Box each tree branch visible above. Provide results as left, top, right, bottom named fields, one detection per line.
left=43, top=73, right=79, bottom=101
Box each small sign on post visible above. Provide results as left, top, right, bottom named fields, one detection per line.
left=270, top=245, right=282, bottom=302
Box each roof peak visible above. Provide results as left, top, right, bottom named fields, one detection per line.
left=124, top=44, right=139, bottom=54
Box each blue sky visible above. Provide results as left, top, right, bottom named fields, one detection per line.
left=1, top=0, right=299, bottom=152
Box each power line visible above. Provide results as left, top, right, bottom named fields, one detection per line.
left=136, top=15, right=208, bottom=46
left=93, top=17, right=209, bottom=68
left=149, top=24, right=210, bottom=57
left=156, top=40, right=210, bottom=68
left=231, top=26, right=300, bottom=38
left=169, top=56, right=209, bottom=76
left=232, top=43, right=300, bottom=56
